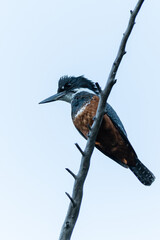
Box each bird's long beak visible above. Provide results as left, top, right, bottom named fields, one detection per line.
left=39, top=91, right=66, bottom=104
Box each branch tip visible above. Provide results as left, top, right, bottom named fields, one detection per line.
left=87, top=132, right=90, bottom=138
left=65, top=192, right=76, bottom=207
left=95, top=82, right=102, bottom=93
left=65, top=168, right=77, bottom=179
left=75, top=143, right=85, bottom=156
left=87, top=124, right=92, bottom=131
left=93, top=116, right=96, bottom=121
left=114, top=79, right=117, bottom=85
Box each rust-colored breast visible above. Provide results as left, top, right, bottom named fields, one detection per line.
left=73, top=95, right=99, bottom=138
left=73, top=95, right=136, bottom=167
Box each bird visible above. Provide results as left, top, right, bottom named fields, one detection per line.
left=39, top=75, right=155, bottom=186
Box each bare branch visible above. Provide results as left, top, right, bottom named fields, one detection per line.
left=74, top=143, right=85, bottom=156
left=95, top=82, right=102, bottom=93
left=87, top=124, right=92, bottom=131
left=65, top=168, right=77, bottom=180
left=65, top=192, right=76, bottom=207
left=59, top=1, right=145, bottom=239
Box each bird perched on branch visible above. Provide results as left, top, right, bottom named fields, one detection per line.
left=39, top=75, right=155, bottom=186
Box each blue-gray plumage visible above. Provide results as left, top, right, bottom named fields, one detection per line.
left=105, top=102, right=127, bottom=137
left=39, top=75, right=155, bottom=186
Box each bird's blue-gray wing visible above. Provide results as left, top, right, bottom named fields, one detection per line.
left=105, top=103, right=127, bottom=138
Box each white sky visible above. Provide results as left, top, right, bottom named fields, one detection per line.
left=0, top=0, right=160, bottom=239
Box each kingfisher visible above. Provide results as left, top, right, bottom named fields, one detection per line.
left=39, top=75, right=155, bottom=186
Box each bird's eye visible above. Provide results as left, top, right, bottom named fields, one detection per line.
left=58, top=82, right=71, bottom=92
left=64, top=82, right=71, bottom=88
left=61, top=82, right=71, bottom=90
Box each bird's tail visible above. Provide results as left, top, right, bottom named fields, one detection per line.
left=129, top=159, right=155, bottom=186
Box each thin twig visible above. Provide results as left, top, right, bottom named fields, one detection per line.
left=65, top=192, right=76, bottom=207
left=75, top=143, right=85, bottom=156
left=65, top=168, right=77, bottom=180
left=59, top=1, right=145, bottom=239
left=87, top=124, right=92, bottom=131
left=95, top=82, right=102, bottom=93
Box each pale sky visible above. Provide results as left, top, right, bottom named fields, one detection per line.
left=0, top=0, right=160, bottom=239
